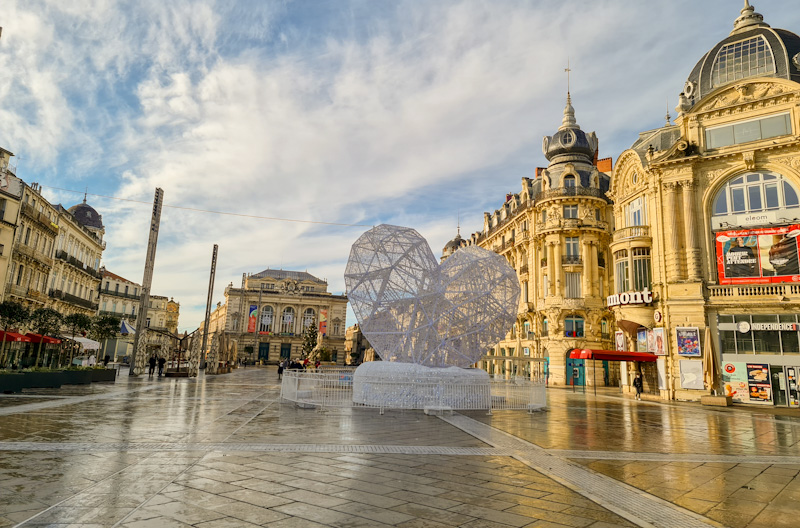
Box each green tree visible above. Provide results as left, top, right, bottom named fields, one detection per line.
left=301, top=320, right=318, bottom=359
left=0, top=301, right=30, bottom=368
left=63, top=313, right=93, bottom=365
left=30, top=308, right=63, bottom=368
left=91, top=315, right=121, bottom=361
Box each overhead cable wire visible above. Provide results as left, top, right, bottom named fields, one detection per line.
left=40, top=184, right=372, bottom=228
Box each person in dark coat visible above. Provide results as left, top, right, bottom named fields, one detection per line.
left=278, top=360, right=284, bottom=380
left=157, top=356, right=166, bottom=377
left=148, top=355, right=157, bottom=378
left=633, top=373, right=643, bottom=400
left=103, top=355, right=111, bottom=367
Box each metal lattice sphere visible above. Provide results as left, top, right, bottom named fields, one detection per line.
left=345, top=224, right=520, bottom=368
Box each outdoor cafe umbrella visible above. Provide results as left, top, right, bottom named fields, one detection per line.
left=703, top=327, right=720, bottom=393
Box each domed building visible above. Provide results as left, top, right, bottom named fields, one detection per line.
left=440, top=229, right=467, bottom=263
left=609, top=1, right=800, bottom=405
left=471, top=93, right=615, bottom=386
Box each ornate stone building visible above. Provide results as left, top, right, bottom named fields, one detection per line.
left=207, top=269, right=347, bottom=364
left=609, top=2, right=800, bottom=404
left=0, top=150, right=24, bottom=302
left=470, top=96, right=615, bottom=386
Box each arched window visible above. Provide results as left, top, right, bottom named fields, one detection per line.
left=711, top=36, right=775, bottom=88
left=302, top=308, right=315, bottom=328
left=565, top=316, right=584, bottom=338
left=259, top=306, right=273, bottom=333
left=712, top=172, right=800, bottom=227
left=563, top=175, right=576, bottom=188
left=281, top=307, right=295, bottom=334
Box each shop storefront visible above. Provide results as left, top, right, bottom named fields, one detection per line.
left=718, top=314, right=800, bottom=407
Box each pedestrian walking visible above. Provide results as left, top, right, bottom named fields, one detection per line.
left=103, top=355, right=111, bottom=367
left=278, top=360, right=284, bottom=380
left=157, top=356, right=166, bottom=377
left=148, top=355, right=157, bottom=378
left=633, top=373, right=643, bottom=400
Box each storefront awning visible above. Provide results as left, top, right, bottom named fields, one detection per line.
left=569, top=349, right=658, bottom=362
left=120, top=320, right=136, bottom=335
left=0, top=331, right=32, bottom=343
left=616, top=319, right=647, bottom=335
left=62, top=336, right=101, bottom=350
left=25, top=333, right=62, bottom=344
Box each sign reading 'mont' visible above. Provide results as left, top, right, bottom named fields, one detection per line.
left=607, top=288, right=654, bottom=308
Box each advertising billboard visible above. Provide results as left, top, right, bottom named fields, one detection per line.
left=746, top=363, right=773, bottom=405
left=722, top=362, right=749, bottom=403
left=715, top=224, right=800, bottom=284
left=247, top=304, right=258, bottom=333
left=676, top=327, right=701, bottom=357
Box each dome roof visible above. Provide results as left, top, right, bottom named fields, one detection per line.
left=68, top=199, right=104, bottom=230
left=443, top=233, right=465, bottom=252
left=679, top=2, right=800, bottom=110
left=542, top=94, right=597, bottom=162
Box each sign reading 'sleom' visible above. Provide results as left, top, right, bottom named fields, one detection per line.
left=607, top=287, right=653, bottom=308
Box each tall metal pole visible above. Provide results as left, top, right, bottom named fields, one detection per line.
left=240, top=273, right=247, bottom=357
left=201, top=244, right=218, bottom=362
left=130, top=188, right=164, bottom=376
left=255, top=283, right=263, bottom=362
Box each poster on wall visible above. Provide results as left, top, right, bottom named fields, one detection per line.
left=319, top=309, right=328, bottom=336
left=656, top=357, right=667, bottom=390
left=715, top=224, right=800, bottom=284
left=637, top=329, right=647, bottom=352
left=746, top=363, right=773, bottom=405
left=615, top=331, right=625, bottom=352
left=679, top=360, right=704, bottom=390
left=247, top=304, right=257, bottom=333
left=652, top=328, right=666, bottom=356
left=722, top=362, right=749, bottom=403
left=676, top=327, right=702, bottom=357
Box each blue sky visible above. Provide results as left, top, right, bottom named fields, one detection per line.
left=2, top=0, right=800, bottom=331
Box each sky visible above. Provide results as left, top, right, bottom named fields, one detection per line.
left=2, top=0, right=800, bottom=332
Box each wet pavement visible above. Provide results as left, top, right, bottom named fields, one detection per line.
left=0, top=368, right=797, bottom=527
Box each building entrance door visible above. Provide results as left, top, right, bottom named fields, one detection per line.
left=280, top=343, right=291, bottom=360
left=566, top=356, right=585, bottom=386
left=771, top=366, right=787, bottom=406
left=258, top=343, right=270, bottom=362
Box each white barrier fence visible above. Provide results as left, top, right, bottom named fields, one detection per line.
left=280, top=368, right=546, bottom=412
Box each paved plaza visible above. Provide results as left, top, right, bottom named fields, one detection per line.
left=1, top=368, right=799, bottom=528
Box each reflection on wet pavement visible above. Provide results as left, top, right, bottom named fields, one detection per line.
left=0, top=368, right=796, bottom=527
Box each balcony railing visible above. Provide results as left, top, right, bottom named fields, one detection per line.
left=55, top=250, right=102, bottom=279
left=534, top=187, right=610, bottom=204
left=49, top=289, right=99, bottom=311
left=14, top=242, right=54, bottom=269
left=708, top=284, right=800, bottom=299
left=613, top=225, right=651, bottom=241
left=101, top=289, right=140, bottom=300
left=98, top=310, right=136, bottom=321
left=20, top=203, right=59, bottom=235
left=6, top=283, right=28, bottom=298
left=562, top=255, right=582, bottom=265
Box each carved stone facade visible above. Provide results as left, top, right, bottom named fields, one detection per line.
left=205, top=269, right=347, bottom=365
left=609, top=2, right=800, bottom=404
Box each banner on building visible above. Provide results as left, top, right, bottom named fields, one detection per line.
left=722, top=362, right=749, bottom=403
left=319, top=309, right=328, bottom=336
left=637, top=329, right=647, bottom=352
left=676, top=327, right=701, bottom=357
left=715, top=225, right=800, bottom=284
left=247, top=304, right=257, bottom=333
left=652, top=327, right=666, bottom=355
left=746, top=363, right=773, bottom=404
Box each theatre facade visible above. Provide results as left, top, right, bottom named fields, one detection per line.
left=608, top=2, right=800, bottom=405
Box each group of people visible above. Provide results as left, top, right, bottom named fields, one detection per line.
left=277, top=358, right=322, bottom=380
left=148, top=355, right=167, bottom=378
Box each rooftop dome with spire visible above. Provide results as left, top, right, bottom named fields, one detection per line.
left=67, top=194, right=104, bottom=231
left=677, top=1, right=800, bottom=111
left=441, top=227, right=468, bottom=262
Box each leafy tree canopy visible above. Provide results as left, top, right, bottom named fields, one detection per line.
left=64, top=313, right=93, bottom=337
left=31, top=308, right=63, bottom=336
left=0, top=301, right=30, bottom=331
left=91, top=315, right=121, bottom=341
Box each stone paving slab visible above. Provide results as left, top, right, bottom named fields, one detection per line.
left=1, top=367, right=798, bottom=527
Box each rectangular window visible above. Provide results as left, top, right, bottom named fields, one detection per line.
left=563, top=205, right=578, bottom=219
left=542, top=209, right=547, bottom=224
left=543, top=274, right=549, bottom=297
left=0, top=199, right=6, bottom=221
left=625, top=197, right=646, bottom=227
left=632, top=248, right=651, bottom=291
left=614, top=250, right=630, bottom=293
left=705, top=112, right=791, bottom=149
left=565, top=237, right=580, bottom=257
left=565, top=272, right=581, bottom=298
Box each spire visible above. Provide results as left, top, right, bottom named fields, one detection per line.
left=665, top=98, right=671, bottom=126
left=559, top=92, right=580, bottom=130
left=83, top=186, right=88, bottom=204
left=731, top=0, right=769, bottom=35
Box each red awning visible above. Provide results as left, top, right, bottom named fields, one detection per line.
left=25, top=333, right=62, bottom=344
left=0, top=331, right=32, bottom=343
left=569, top=349, right=658, bottom=362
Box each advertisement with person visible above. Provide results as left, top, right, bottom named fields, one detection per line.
left=319, top=309, right=328, bottom=336
left=637, top=329, right=647, bottom=352
left=715, top=225, right=800, bottom=284
left=247, top=304, right=257, bottom=333
left=615, top=331, right=625, bottom=352
left=676, top=327, right=702, bottom=357
left=652, top=328, right=666, bottom=356
left=722, top=362, right=749, bottom=403
left=746, top=363, right=773, bottom=404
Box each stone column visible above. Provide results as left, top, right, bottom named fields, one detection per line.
left=582, top=239, right=591, bottom=298
left=553, top=237, right=562, bottom=296
left=548, top=242, right=556, bottom=296
left=683, top=180, right=701, bottom=281
left=663, top=182, right=682, bottom=280
left=590, top=242, right=598, bottom=298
